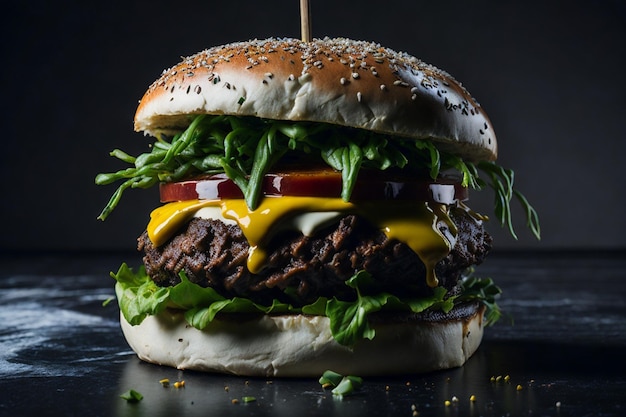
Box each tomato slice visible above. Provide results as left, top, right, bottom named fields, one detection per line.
left=159, top=170, right=468, bottom=204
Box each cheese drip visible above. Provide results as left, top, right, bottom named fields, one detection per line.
left=147, top=197, right=457, bottom=288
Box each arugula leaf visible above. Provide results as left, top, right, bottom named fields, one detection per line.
left=97, top=114, right=540, bottom=240
left=246, top=126, right=288, bottom=209
left=458, top=274, right=503, bottom=325
left=414, top=140, right=441, bottom=180
left=321, top=141, right=363, bottom=201
left=477, top=161, right=541, bottom=240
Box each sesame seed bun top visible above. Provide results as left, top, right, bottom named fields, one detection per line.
left=134, top=37, right=497, bottom=161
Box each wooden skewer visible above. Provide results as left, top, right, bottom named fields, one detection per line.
left=300, top=0, right=311, bottom=42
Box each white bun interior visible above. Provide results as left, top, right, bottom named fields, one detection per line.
left=120, top=305, right=485, bottom=377
left=134, top=37, right=497, bottom=162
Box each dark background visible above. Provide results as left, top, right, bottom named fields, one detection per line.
left=1, top=0, right=624, bottom=253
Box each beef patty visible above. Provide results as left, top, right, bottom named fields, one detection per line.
left=138, top=206, right=492, bottom=306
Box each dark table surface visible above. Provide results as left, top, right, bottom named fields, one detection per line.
left=1, top=250, right=624, bottom=417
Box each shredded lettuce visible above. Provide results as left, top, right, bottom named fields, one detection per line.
left=111, top=263, right=502, bottom=346
left=96, top=114, right=540, bottom=240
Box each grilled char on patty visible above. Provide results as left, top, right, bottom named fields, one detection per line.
left=138, top=207, right=492, bottom=306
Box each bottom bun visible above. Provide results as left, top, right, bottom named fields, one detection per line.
left=120, top=304, right=485, bottom=377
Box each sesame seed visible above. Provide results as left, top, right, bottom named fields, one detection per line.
left=357, top=92, right=362, bottom=102
left=352, top=72, right=360, bottom=79
left=288, top=74, right=295, bottom=81
left=194, top=85, right=202, bottom=94
left=380, top=84, right=387, bottom=91
left=340, top=77, right=348, bottom=85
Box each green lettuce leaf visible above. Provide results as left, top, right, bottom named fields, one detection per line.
left=111, top=264, right=501, bottom=346
left=113, top=263, right=170, bottom=325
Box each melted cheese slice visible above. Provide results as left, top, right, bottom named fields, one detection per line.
left=147, top=197, right=458, bottom=288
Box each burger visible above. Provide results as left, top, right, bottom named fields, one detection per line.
left=96, top=37, right=539, bottom=377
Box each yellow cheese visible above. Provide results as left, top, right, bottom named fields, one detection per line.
left=147, top=197, right=457, bottom=288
